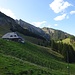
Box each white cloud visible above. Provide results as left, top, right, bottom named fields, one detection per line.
left=70, top=11, right=75, bottom=15
left=32, top=21, right=47, bottom=27
left=0, top=7, right=16, bottom=19
left=54, top=14, right=66, bottom=21
left=54, top=24, right=58, bottom=26
left=49, top=0, right=72, bottom=13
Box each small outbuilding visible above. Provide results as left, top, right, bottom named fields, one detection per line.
left=2, top=32, right=25, bottom=43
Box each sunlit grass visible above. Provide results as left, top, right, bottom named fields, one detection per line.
left=0, top=39, right=75, bottom=75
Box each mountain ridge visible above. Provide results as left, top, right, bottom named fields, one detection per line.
left=0, top=11, right=74, bottom=41
left=42, top=27, right=73, bottom=40
left=0, top=12, right=49, bottom=41
left=16, top=19, right=50, bottom=41
left=0, top=11, right=75, bottom=75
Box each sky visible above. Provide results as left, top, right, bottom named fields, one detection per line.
left=0, top=0, right=75, bottom=35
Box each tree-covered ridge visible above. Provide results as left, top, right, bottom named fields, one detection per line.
left=49, top=39, right=75, bottom=63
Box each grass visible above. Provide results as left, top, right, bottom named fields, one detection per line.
left=0, top=24, right=11, bottom=37
left=62, top=38, right=75, bottom=50
left=18, top=32, right=48, bottom=46
left=0, top=53, right=69, bottom=75
left=62, top=38, right=71, bottom=44
left=0, top=39, right=75, bottom=75
left=0, top=53, right=51, bottom=75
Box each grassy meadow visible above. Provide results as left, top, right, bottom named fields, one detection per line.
left=0, top=39, right=75, bottom=75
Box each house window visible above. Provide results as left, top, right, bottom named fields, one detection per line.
left=14, top=35, right=16, bottom=37
left=10, top=35, right=13, bottom=37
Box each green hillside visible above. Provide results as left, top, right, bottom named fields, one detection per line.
left=0, top=24, right=11, bottom=37
left=62, top=38, right=71, bottom=44
left=62, top=38, right=75, bottom=49
left=0, top=39, right=75, bottom=75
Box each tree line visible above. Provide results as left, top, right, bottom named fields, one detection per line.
left=49, top=40, right=75, bottom=63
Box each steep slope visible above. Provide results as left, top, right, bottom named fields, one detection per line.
left=0, top=53, right=69, bottom=75
left=0, top=12, right=49, bottom=41
left=0, top=12, right=24, bottom=36
left=42, top=27, right=73, bottom=40
left=16, top=19, right=50, bottom=41
left=0, top=39, right=75, bottom=75
left=0, top=12, right=16, bottom=36
left=1, top=53, right=59, bottom=75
